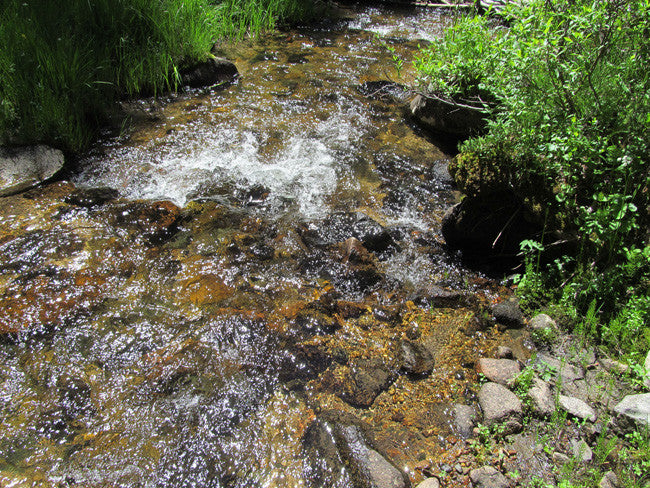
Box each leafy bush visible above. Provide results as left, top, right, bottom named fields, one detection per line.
left=415, top=0, right=650, bottom=347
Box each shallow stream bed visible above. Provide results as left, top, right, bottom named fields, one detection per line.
left=0, top=5, right=530, bottom=487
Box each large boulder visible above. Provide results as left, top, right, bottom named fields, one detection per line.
left=441, top=193, right=540, bottom=260
left=180, top=57, right=239, bottom=88
left=0, top=145, right=64, bottom=197
left=410, top=93, right=487, bottom=139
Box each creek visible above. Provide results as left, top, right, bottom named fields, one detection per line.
left=0, top=5, right=528, bottom=487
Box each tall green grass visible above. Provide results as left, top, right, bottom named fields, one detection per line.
left=0, top=0, right=317, bottom=152
left=212, top=0, right=318, bottom=39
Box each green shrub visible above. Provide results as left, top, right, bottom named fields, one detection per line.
left=415, top=0, right=650, bottom=340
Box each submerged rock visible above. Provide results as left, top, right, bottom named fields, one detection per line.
left=64, top=186, right=119, bottom=208
left=302, top=410, right=409, bottom=488
left=321, top=359, right=394, bottom=409
left=0, top=145, right=64, bottom=197
left=400, top=339, right=435, bottom=376
left=105, top=200, right=181, bottom=245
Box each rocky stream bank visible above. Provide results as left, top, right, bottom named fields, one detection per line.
left=1, top=4, right=648, bottom=487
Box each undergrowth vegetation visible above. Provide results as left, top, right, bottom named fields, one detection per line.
left=0, top=0, right=316, bottom=152
left=414, top=0, right=649, bottom=370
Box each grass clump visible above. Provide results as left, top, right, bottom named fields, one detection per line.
left=414, top=0, right=649, bottom=366
left=0, top=0, right=318, bottom=152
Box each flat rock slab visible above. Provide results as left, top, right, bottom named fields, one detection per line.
left=559, top=395, right=596, bottom=422
left=527, top=378, right=555, bottom=417
left=0, top=145, right=64, bottom=197
left=469, top=466, right=511, bottom=488
left=476, top=358, right=520, bottom=387
left=613, top=393, right=650, bottom=429
left=478, top=382, right=523, bottom=434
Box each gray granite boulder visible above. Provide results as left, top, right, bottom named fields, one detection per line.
left=527, top=378, right=555, bottom=417
left=0, top=145, right=64, bottom=197
left=469, top=466, right=511, bottom=488
left=478, top=382, right=523, bottom=434
left=613, top=393, right=650, bottom=429
left=559, top=395, right=597, bottom=422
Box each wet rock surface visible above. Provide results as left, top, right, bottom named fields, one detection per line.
left=180, top=57, right=239, bottom=88
left=1, top=6, right=646, bottom=488
left=303, top=411, right=409, bottom=488
left=0, top=145, right=64, bottom=197
left=410, top=94, right=487, bottom=139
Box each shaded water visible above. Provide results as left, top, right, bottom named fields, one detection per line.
left=0, top=6, right=522, bottom=488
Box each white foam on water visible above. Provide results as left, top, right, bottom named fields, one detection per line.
left=75, top=99, right=368, bottom=218
left=347, top=6, right=445, bottom=42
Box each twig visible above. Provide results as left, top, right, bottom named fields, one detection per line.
left=492, top=206, right=521, bottom=248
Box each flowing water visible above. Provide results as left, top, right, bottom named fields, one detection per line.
left=0, top=6, right=527, bottom=487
